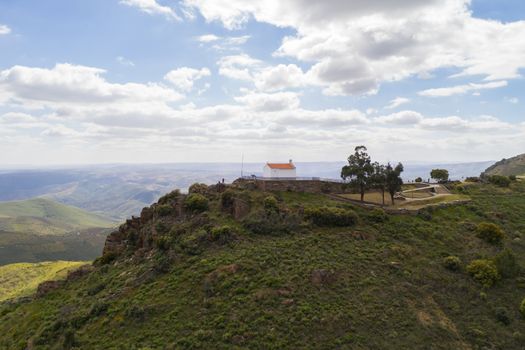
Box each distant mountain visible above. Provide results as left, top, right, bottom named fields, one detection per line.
left=0, top=198, right=115, bottom=235
left=482, top=153, right=525, bottom=177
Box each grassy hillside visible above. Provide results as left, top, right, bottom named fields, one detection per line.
left=0, top=261, right=87, bottom=302
left=1, top=182, right=525, bottom=349
left=0, top=198, right=115, bottom=235
left=483, top=153, right=525, bottom=177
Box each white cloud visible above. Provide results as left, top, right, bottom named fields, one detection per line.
left=419, top=81, right=508, bottom=97
left=225, top=35, right=251, bottom=45
left=385, top=97, right=410, bottom=109
left=217, top=54, right=262, bottom=81
left=234, top=91, right=300, bottom=112
left=0, top=64, right=183, bottom=108
left=164, top=67, right=211, bottom=92
left=197, top=34, right=251, bottom=51
left=254, top=64, right=305, bottom=91
left=197, top=34, right=220, bottom=42
left=120, top=0, right=180, bottom=20
left=0, top=25, right=10, bottom=35
left=184, top=0, right=525, bottom=95
left=376, top=110, right=423, bottom=125
left=1, top=63, right=523, bottom=164
left=116, top=56, right=135, bottom=67
left=506, top=97, right=519, bottom=104
left=0, top=112, right=37, bottom=124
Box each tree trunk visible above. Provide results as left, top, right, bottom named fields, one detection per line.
left=382, top=189, right=385, bottom=206
left=360, top=190, right=365, bottom=202
left=390, top=193, right=395, bottom=205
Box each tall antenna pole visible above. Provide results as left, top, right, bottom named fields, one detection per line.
left=241, top=153, right=244, bottom=178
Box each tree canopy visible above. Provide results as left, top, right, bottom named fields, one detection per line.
left=341, top=146, right=374, bottom=202
left=341, top=146, right=404, bottom=204
left=430, top=169, right=449, bottom=183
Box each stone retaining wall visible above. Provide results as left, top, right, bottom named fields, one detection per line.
left=235, top=178, right=349, bottom=194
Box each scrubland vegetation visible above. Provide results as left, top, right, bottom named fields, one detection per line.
left=0, top=178, right=524, bottom=349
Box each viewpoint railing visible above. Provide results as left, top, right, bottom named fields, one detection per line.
left=240, top=175, right=347, bottom=183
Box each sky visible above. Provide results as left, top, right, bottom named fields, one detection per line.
left=0, top=0, right=524, bottom=165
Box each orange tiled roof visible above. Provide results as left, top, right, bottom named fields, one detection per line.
left=267, top=162, right=296, bottom=170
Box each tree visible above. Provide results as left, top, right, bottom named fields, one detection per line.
left=385, top=163, right=404, bottom=205
left=430, top=169, right=449, bottom=183
left=415, top=177, right=423, bottom=183
left=341, top=146, right=374, bottom=202
left=370, top=162, right=387, bottom=205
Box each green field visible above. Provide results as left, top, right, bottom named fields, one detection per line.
left=0, top=198, right=115, bottom=235
left=0, top=182, right=525, bottom=349
left=0, top=261, right=87, bottom=302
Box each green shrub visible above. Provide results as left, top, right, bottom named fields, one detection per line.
left=476, top=222, right=505, bottom=245
left=96, top=252, right=118, bottom=265
left=495, top=307, right=511, bottom=325
left=158, top=189, right=181, bottom=204
left=210, top=225, right=235, bottom=244
left=155, top=235, right=172, bottom=251
left=305, top=206, right=358, bottom=227
left=415, top=177, right=423, bottom=183
left=443, top=256, right=461, bottom=271
left=263, top=195, right=279, bottom=212
left=156, top=204, right=173, bottom=217
left=493, top=249, right=520, bottom=278
left=367, top=208, right=388, bottom=223
left=184, top=194, right=209, bottom=213
left=220, top=190, right=235, bottom=210
left=62, top=329, right=76, bottom=350
left=465, top=177, right=480, bottom=182
left=89, top=302, right=109, bottom=317
left=467, top=259, right=500, bottom=288
left=489, top=175, right=511, bottom=187
left=87, top=283, right=105, bottom=296
left=125, top=305, right=146, bottom=322
left=520, top=298, right=525, bottom=318
left=509, top=175, right=517, bottom=181
left=154, top=254, right=172, bottom=272
left=155, top=222, right=169, bottom=234
left=189, top=183, right=208, bottom=195
left=243, top=210, right=301, bottom=235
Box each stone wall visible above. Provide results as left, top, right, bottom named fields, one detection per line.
left=234, top=178, right=349, bottom=194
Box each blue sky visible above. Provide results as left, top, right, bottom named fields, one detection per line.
left=0, top=0, right=524, bottom=165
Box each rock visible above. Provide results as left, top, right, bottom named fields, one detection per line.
left=66, top=264, right=94, bottom=281
left=36, top=280, right=65, bottom=298
left=311, top=269, right=336, bottom=287
left=282, top=298, right=295, bottom=305
left=233, top=198, right=250, bottom=220
left=102, top=229, right=127, bottom=256
left=140, top=207, right=153, bottom=223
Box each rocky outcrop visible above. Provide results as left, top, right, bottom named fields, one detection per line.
left=102, top=191, right=187, bottom=257
left=36, top=280, right=65, bottom=298
left=67, top=264, right=94, bottom=281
